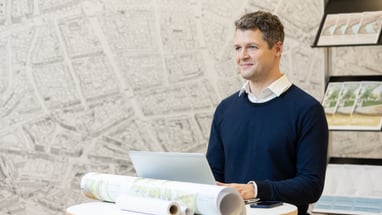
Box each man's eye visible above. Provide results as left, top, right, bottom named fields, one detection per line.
left=235, top=47, right=241, bottom=51
left=249, top=45, right=257, bottom=49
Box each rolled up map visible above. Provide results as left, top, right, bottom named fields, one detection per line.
left=80, top=172, right=246, bottom=215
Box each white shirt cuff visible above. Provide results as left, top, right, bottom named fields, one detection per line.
left=248, top=181, right=258, bottom=198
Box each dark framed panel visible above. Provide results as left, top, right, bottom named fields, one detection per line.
left=328, top=75, right=382, bottom=83
left=312, top=0, right=382, bottom=47
left=329, top=156, right=382, bottom=166
left=322, top=75, right=382, bottom=131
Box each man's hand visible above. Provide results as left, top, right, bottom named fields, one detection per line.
left=216, top=181, right=255, bottom=200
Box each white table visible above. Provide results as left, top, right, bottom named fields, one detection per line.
left=66, top=201, right=297, bottom=215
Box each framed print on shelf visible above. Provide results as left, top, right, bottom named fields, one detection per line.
left=322, top=76, right=382, bottom=131
left=316, top=11, right=382, bottom=46
left=312, top=0, right=382, bottom=47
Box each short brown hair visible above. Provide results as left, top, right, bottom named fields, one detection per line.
left=234, top=11, right=284, bottom=49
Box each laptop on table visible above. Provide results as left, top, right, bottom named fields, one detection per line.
left=129, top=150, right=216, bottom=185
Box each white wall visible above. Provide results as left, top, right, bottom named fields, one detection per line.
left=0, top=0, right=380, bottom=214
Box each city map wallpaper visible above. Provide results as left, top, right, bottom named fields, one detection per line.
left=0, top=0, right=381, bottom=214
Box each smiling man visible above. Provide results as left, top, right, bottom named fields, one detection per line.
left=206, top=11, right=329, bottom=215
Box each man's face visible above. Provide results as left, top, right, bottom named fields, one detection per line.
left=234, top=29, right=281, bottom=82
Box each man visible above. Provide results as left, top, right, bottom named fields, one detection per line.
left=206, top=11, right=329, bottom=215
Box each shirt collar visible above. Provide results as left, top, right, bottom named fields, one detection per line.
left=238, top=74, right=292, bottom=98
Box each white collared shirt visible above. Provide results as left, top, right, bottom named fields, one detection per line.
left=238, top=74, right=292, bottom=103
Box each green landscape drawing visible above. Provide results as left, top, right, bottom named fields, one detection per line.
left=322, top=81, right=382, bottom=130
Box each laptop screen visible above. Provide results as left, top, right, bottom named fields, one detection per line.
left=129, top=151, right=216, bottom=185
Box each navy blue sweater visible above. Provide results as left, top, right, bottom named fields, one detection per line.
left=206, top=85, right=329, bottom=215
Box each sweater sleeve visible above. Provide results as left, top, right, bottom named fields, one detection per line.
left=256, top=102, right=329, bottom=206
left=206, top=103, right=226, bottom=182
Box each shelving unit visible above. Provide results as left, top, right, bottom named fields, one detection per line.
left=313, top=0, right=382, bottom=131
left=311, top=1, right=382, bottom=214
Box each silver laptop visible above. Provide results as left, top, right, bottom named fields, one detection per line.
left=129, top=151, right=216, bottom=185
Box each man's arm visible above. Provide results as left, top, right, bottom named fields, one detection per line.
left=206, top=105, right=226, bottom=182
left=256, top=103, right=329, bottom=205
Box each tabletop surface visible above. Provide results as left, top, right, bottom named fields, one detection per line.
left=66, top=201, right=298, bottom=215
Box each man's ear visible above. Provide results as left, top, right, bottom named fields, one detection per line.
left=275, top=41, right=283, bottom=57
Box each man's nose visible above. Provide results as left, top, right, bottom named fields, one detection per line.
left=239, top=49, right=249, bottom=59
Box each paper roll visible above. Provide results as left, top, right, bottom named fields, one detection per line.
left=180, top=206, right=194, bottom=215
left=81, top=172, right=246, bottom=215
left=116, top=195, right=180, bottom=215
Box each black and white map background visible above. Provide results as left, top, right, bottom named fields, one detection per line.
left=0, top=0, right=381, bottom=214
